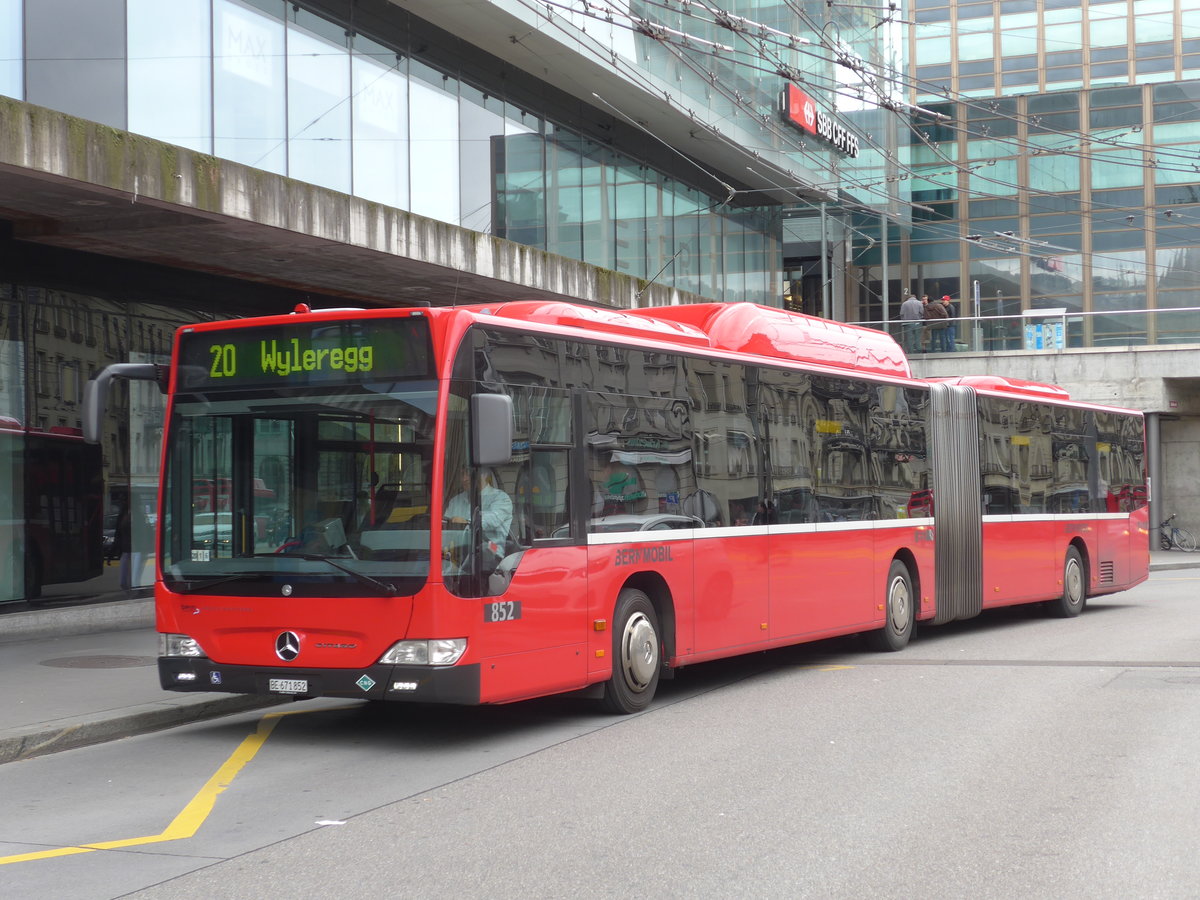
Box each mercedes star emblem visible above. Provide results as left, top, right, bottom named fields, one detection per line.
left=275, top=631, right=301, bottom=661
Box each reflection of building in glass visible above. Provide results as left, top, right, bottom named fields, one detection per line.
left=973, top=394, right=1142, bottom=516
left=0, top=286, right=205, bottom=599
left=458, top=305, right=946, bottom=536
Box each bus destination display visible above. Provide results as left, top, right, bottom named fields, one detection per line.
left=176, top=318, right=433, bottom=390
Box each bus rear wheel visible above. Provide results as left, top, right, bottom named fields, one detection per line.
left=1048, top=546, right=1086, bottom=618
left=601, top=588, right=661, bottom=714
left=864, top=559, right=914, bottom=652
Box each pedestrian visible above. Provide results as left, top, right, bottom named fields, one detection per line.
left=941, top=295, right=958, bottom=351
left=923, top=292, right=949, bottom=351
left=899, top=291, right=923, bottom=354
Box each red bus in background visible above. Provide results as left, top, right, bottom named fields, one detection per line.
left=90, top=301, right=1149, bottom=713
left=0, top=419, right=103, bottom=600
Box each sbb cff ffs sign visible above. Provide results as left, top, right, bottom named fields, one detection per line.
left=781, top=84, right=860, bottom=158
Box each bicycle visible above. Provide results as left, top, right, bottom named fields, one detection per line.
left=1158, top=513, right=1197, bottom=552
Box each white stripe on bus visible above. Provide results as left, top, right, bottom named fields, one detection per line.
left=583, top=513, right=1130, bottom=545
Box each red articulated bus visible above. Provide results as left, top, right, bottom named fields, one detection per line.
left=85, top=301, right=1150, bottom=713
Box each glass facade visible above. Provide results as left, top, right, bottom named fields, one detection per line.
left=0, top=0, right=21, bottom=100
left=884, top=1, right=1200, bottom=348
left=914, top=0, right=1200, bottom=99
left=3, top=0, right=905, bottom=307
left=858, top=82, right=1200, bottom=346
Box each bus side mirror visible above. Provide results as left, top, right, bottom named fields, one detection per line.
left=82, top=363, right=167, bottom=444
left=471, top=393, right=513, bottom=466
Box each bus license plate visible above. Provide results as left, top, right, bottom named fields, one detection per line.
left=268, top=678, right=308, bottom=694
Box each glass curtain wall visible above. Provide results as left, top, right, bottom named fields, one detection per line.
left=0, top=0, right=23, bottom=100
left=94, top=0, right=782, bottom=303
left=914, top=0, right=1200, bottom=101
left=128, top=0, right=212, bottom=152
left=3, top=0, right=789, bottom=304
left=859, top=80, right=1200, bottom=348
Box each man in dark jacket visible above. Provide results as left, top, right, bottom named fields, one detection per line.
left=923, top=293, right=949, bottom=351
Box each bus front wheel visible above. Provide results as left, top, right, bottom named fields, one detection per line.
left=864, top=559, right=914, bottom=652
left=1048, top=546, right=1086, bottom=618
left=601, top=588, right=661, bottom=714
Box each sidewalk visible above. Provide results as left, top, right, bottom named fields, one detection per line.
left=0, top=552, right=1196, bottom=764
left=0, top=593, right=284, bottom=764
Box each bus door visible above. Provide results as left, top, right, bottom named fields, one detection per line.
left=441, top=376, right=589, bottom=702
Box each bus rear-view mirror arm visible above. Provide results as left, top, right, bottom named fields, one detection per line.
left=471, top=393, right=513, bottom=466
left=83, top=363, right=169, bottom=444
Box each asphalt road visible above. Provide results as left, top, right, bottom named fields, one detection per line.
left=4, top=569, right=1200, bottom=899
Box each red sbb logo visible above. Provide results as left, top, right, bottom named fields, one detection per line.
left=781, top=84, right=859, bottom=158
left=785, top=84, right=818, bottom=135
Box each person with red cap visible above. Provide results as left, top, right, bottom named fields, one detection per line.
left=941, top=295, right=958, bottom=351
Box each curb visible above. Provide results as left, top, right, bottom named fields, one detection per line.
left=0, top=694, right=289, bottom=764
left=0, top=596, right=154, bottom=643
left=1149, top=561, right=1200, bottom=571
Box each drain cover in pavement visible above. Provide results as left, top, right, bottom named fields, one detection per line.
left=40, top=655, right=157, bottom=669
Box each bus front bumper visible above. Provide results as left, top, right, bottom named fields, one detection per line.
left=159, top=658, right=481, bottom=705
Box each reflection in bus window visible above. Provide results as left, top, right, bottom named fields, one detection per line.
left=975, top=396, right=1133, bottom=516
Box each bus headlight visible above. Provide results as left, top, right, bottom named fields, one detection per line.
left=160, top=633, right=208, bottom=658
left=379, top=639, right=467, bottom=667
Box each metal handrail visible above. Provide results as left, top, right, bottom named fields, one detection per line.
left=851, top=306, right=1200, bottom=353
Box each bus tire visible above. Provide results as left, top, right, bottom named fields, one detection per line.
left=864, top=559, right=914, bottom=652
left=601, top=588, right=661, bottom=714
left=1049, top=546, right=1086, bottom=618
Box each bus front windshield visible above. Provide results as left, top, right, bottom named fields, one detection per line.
left=161, top=383, right=437, bottom=596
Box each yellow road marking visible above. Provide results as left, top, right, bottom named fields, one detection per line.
left=799, top=664, right=854, bottom=672
left=1, top=707, right=295, bottom=866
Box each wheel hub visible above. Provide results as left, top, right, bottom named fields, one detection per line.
left=621, top=612, right=658, bottom=690
left=888, top=576, right=910, bottom=630
left=1065, top=560, right=1082, bottom=604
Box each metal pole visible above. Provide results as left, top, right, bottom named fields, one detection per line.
left=820, top=202, right=830, bottom=319
left=880, top=211, right=889, bottom=328
left=972, top=280, right=982, bottom=352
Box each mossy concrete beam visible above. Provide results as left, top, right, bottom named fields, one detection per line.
left=0, top=97, right=709, bottom=309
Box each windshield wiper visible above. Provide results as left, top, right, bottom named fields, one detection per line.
left=282, top=554, right=398, bottom=596
left=170, top=572, right=269, bottom=594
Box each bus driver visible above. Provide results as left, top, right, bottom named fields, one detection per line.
left=445, top=468, right=514, bottom=571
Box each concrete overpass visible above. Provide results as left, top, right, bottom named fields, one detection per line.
left=0, top=96, right=703, bottom=312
